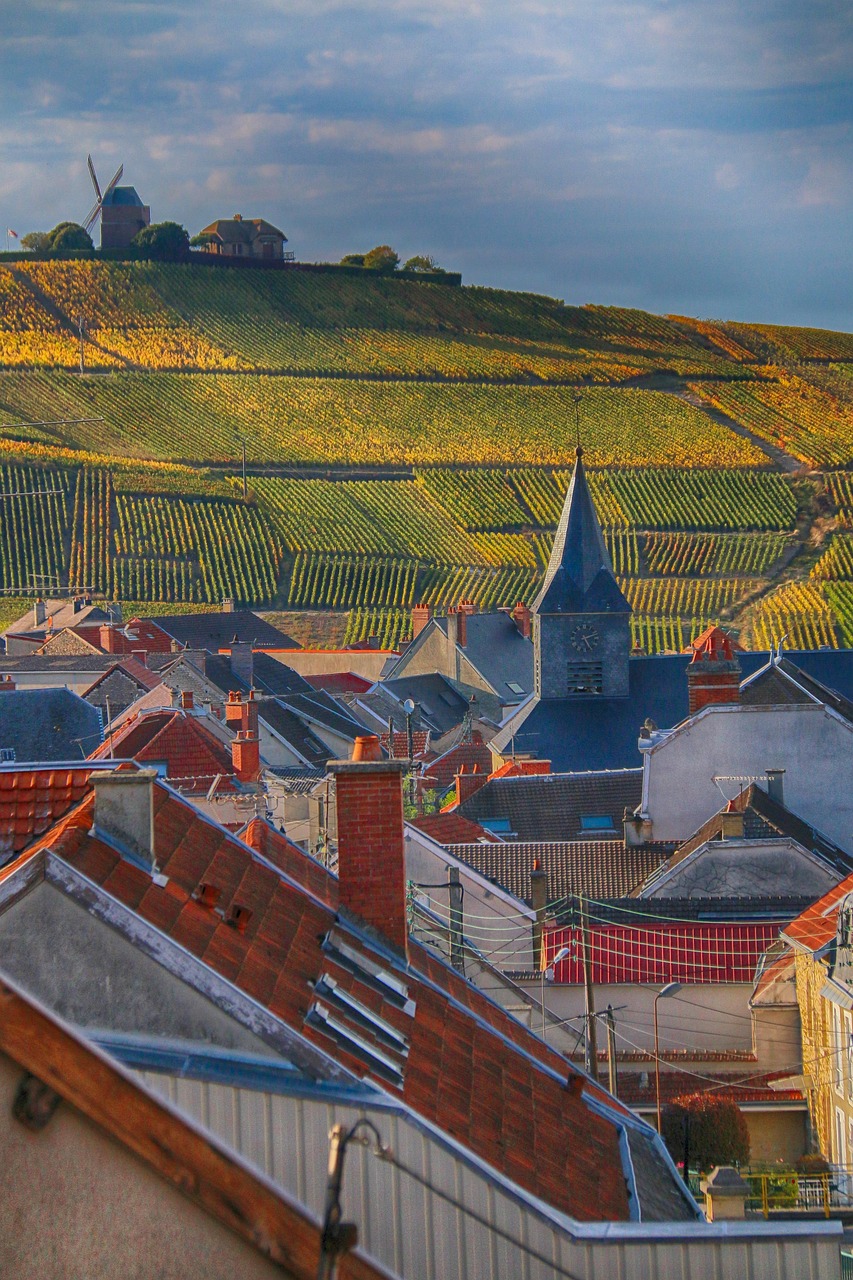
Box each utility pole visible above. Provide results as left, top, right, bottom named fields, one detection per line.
left=580, top=894, right=597, bottom=1080
left=606, top=1004, right=618, bottom=1098
left=448, top=866, right=464, bottom=973
left=317, top=1124, right=358, bottom=1280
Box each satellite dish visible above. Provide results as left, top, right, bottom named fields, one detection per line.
left=403, top=698, right=416, bottom=716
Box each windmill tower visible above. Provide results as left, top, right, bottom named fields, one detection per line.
left=83, top=156, right=150, bottom=250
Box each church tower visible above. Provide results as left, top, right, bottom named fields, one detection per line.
left=533, top=447, right=632, bottom=698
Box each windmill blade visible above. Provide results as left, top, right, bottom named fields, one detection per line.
left=87, top=154, right=102, bottom=201
left=83, top=200, right=103, bottom=234
left=101, top=164, right=124, bottom=202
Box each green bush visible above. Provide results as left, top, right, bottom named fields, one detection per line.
left=661, top=1094, right=750, bottom=1173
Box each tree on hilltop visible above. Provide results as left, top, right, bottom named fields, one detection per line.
left=132, top=221, right=190, bottom=261
left=340, top=253, right=365, bottom=266
left=363, top=245, right=400, bottom=273
left=20, top=231, right=51, bottom=252
left=403, top=255, right=445, bottom=274
left=46, top=222, right=94, bottom=251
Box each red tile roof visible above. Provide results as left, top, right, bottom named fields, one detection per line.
left=489, top=760, right=551, bottom=779
left=410, top=812, right=502, bottom=845
left=90, top=710, right=236, bottom=792
left=34, top=780, right=638, bottom=1223
left=783, top=872, right=853, bottom=953
left=380, top=730, right=431, bottom=759
left=306, top=672, right=373, bottom=695
left=101, top=617, right=175, bottom=655
left=619, top=1069, right=804, bottom=1107
left=0, top=767, right=92, bottom=860
left=546, top=920, right=785, bottom=985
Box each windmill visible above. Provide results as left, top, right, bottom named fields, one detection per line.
left=83, top=155, right=124, bottom=239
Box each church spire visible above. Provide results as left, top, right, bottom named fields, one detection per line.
left=533, top=447, right=631, bottom=616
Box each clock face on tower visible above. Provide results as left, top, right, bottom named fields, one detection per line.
left=570, top=622, right=600, bottom=653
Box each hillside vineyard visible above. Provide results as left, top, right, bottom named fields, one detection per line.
left=0, top=259, right=851, bottom=651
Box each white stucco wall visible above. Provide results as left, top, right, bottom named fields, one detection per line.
left=642, top=703, right=853, bottom=852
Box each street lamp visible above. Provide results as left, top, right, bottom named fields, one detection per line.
left=654, top=982, right=682, bottom=1133
left=541, top=945, right=570, bottom=1040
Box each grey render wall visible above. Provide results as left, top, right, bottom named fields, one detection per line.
left=0, top=883, right=276, bottom=1055
left=643, top=703, right=853, bottom=852
left=645, top=838, right=840, bottom=899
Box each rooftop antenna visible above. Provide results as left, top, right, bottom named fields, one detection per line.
left=83, top=155, right=124, bottom=238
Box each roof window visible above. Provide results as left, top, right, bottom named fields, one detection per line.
left=506, top=681, right=526, bottom=695
left=580, top=815, right=616, bottom=831
left=0, top=748, right=15, bottom=763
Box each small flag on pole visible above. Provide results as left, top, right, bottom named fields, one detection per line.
left=7, top=230, right=18, bottom=239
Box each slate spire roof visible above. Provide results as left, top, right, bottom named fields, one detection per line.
left=533, top=447, right=631, bottom=615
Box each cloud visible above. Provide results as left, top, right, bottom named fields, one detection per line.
left=0, top=0, right=850, bottom=326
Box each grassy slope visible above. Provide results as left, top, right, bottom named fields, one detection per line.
left=0, top=260, right=851, bottom=650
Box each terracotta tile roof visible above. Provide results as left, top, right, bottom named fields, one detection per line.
left=545, top=920, right=785, bottom=984
left=306, top=672, right=373, bottom=695
left=447, top=840, right=665, bottom=903
left=99, top=617, right=175, bottom=655
left=90, top=710, right=237, bottom=792
left=489, top=759, right=551, bottom=779
left=427, top=736, right=493, bottom=789
left=380, top=730, right=431, bottom=759
left=619, top=1069, right=804, bottom=1106
left=0, top=766, right=92, bottom=861
left=783, top=871, right=853, bottom=953
left=410, top=813, right=502, bottom=845
left=37, top=781, right=645, bottom=1224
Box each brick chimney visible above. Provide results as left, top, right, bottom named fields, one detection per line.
left=0, top=674, right=15, bottom=692
left=98, top=624, right=118, bottom=653
left=687, top=626, right=741, bottom=715
left=447, top=606, right=467, bottom=650
left=330, top=736, right=409, bottom=956
left=720, top=800, right=744, bottom=840
left=225, top=690, right=245, bottom=732
left=411, top=604, right=432, bottom=640
left=91, top=768, right=158, bottom=873
left=511, top=601, right=531, bottom=639
left=232, top=730, right=260, bottom=783
left=455, top=764, right=488, bottom=807
left=221, top=598, right=235, bottom=613
left=180, top=690, right=194, bottom=711
left=244, top=688, right=259, bottom=734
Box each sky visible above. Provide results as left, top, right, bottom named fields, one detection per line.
left=1, top=0, right=851, bottom=329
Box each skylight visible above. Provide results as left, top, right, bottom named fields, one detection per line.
left=506, top=682, right=526, bottom=695
left=580, top=815, right=615, bottom=831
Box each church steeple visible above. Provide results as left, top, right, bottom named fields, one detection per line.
left=533, top=448, right=632, bottom=700
left=534, top=447, right=631, bottom=616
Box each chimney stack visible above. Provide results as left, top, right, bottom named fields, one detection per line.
left=229, top=638, right=254, bottom=686
left=99, top=624, right=119, bottom=654
left=455, top=764, right=488, bottom=807
left=221, top=598, right=235, bottom=614
left=511, top=601, right=532, bottom=639
left=0, top=674, right=15, bottom=693
left=180, top=690, right=194, bottom=711
left=687, top=626, right=741, bottom=715
left=411, top=604, right=432, bottom=640
left=232, top=730, right=260, bottom=783
left=33, top=598, right=46, bottom=628
left=720, top=800, right=744, bottom=840
left=91, top=769, right=158, bottom=873
left=330, top=737, right=409, bottom=956
left=448, top=606, right=467, bottom=649
left=765, top=769, right=785, bottom=806
left=225, top=690, right=245, bottom=731
left=530, top=858, right=549, bottom=967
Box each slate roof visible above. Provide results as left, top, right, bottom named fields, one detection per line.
left=458, top=769, right=643, bottom=841
left=741, top=656, right=853, bottom=724
left=22, top=774, right=694, bottom=1223
left=257, top=700, right=332, bottom=765
left=0, top=654, right=122, bottom=675
left=82, top=658, right=163, bottom=697
left=495, top=648, right=853, bottom=773
left=381, top=673, right=474, bottom=735
left=782, top=872, right=853, bottom=954
left=150, top=611, right=298, bottom=652
left=280, top=690, right=365, bottom=742
left=2, top=599, right=111, bottom=637
left=533, top=448, right=631, bottom=616
left=447, top=840, right=667, bottom=903
left=426, top=614, right=535, bottom=703
left=90, top=709, right=237, bottom=792
left=0, top=688, right=103, bottom=762
left=201, top=652, right=311, bottom=698
left=102, top=185, right=145, bottom=206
